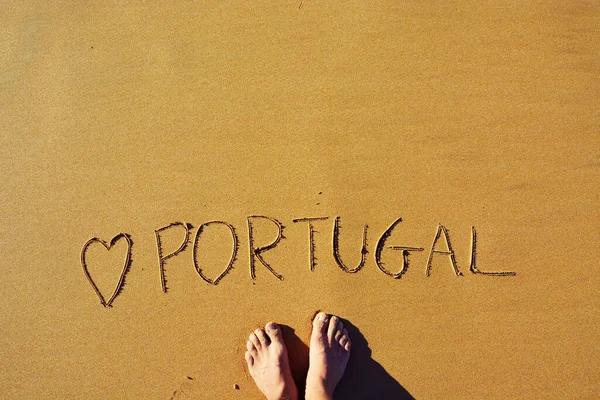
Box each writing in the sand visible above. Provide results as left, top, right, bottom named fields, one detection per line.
left=80, top=216, right=516, bottom=307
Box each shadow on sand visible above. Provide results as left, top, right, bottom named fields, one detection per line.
left=280, top=319, right=414, bottom=400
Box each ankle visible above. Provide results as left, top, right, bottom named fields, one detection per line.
left=305, top=385, right=333, bottom=400
left=266, top=391, right=297, bottom=400
left=268, top=386, right=298, bottom=400
left=274, top=393, right=298, bottom=400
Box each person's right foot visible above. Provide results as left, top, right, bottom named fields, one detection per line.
left=305, top=312, right=351, bottom=400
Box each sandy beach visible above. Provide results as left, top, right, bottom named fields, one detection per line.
left=1, top=1, right=598, bottom=398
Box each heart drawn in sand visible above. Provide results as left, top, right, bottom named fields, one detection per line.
left=80, top=233, right=133, bottom=307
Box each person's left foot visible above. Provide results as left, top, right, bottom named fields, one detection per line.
left=245, top=322, right=299, bottom=400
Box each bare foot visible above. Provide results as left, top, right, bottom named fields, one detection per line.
left=305, top=312, right=351, bottom=400
left=245, top=322, right=299, bottom=400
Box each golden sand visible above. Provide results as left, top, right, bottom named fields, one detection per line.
left=1, top=1, right=598, bottom=398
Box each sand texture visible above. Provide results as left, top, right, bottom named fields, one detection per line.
left=1, top=1, right=599, bottom=398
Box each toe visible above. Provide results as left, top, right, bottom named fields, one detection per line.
left=312, top=312, right=329, bottom=335
left=340, top=336, right=349, bottom=348
left=344, top=340, right=351, bottom=351
left=255, top=328, right=270, bottom=347
left=245, top=351, right=254, bottom=367
left=265, top=322, right=284, bottom=345
left=249, top=332, right=261, bottom=349
left=327, top=315, right=341, bottom=341
left=246, top=340, right=257, bottom=354
left=335, top=330, right=343, bottom=341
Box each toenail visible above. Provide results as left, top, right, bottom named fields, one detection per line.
left=266, top=322, right=277, bottom=331
left=318, top=312, right=328, bottom=322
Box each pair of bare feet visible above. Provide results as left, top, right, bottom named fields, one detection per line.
left=245, top=312, right=351, bottom=400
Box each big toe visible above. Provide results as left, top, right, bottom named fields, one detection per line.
left=311, top=312, right=330, bottom=340
left=265, top=322, right=284, bottom=346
